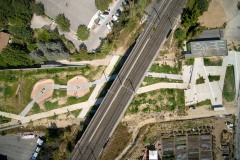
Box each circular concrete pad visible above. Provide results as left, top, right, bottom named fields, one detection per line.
left=67, top=76, right=89, bottom=98
left=31, top=79, right=54, bottom=104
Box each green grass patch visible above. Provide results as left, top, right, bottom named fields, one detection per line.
left=204, top=57, right=223, bottom=66
left=32, top=103, right=41, bottom=114
left=142, top=106, right=150, bottom=113
left=45, top=101, right=58, bottom=111
left=188, top=99, right=211, bottom=107
left=223, top=65, right=235, bottom=102
left=48, top=114, right=58, bottom=120
left=185, top=58, right=194, bottom=65
left=208, top=75, right=220, bottom=82
left=52, top=90, right=66, bottom=99
left=142, top=77, right=183, bottom=86
left=196, top=76, right=205, bottom=84
left=150, top=62, right=182, bottom=74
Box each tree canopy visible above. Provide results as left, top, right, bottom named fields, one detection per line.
left=77, top=25, right=90, bottom=41
left=0, top=44, right=32, bottom=67
left=55, top=14, right=70, bottom=32
left=95, top=0, right=112, bottom=11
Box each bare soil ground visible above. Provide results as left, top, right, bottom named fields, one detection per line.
left=31, top=79, right=54, bottom=104
left=30, top=14, right=52, bottom=29
left=67, top=76, right=89, bottom=98
left=198, top=0, right=228, bottom=28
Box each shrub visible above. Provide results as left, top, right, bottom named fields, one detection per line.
left=77, top=25, right=90, bottom=41
left=95, top=0, right=112, bottom=11
left=55, top=14, right=70, bottom=32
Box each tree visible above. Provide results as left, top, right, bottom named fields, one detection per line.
left=95, top=0, right=111, bottom=11
left=77, top=25, right=90, bottom=41
left=55, top=14, right=70, bottom=32
left=0, top=44, right=32, bottom=67
left=174, top=28, right=186, bottom=41
left=9, top=25, right=33, bottom=44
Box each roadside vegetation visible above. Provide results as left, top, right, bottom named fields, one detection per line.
left=127, top=89, right=185, bottom=114
left=223, top=65, right=235, bottom=102
left=174, top=0, right=209, bottom=48
left=204, top=57, right=223, bottom=66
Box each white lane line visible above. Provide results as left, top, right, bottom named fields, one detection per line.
left=88, top=38, right=150, bottom=142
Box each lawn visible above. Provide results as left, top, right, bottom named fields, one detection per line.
left=223, top=65, right=235, bottom=101
left=71, top=109, right=82, bottom=118
left=185, top=58, right=194, bottom=66
left=150, top=62, right=182, bottom=74
left=45, top=101, right=58, bottom=111
left=0, top=66, right=103, bottom=114
left=142, top=77, right=183, bottom=86
left=204, top=57, right=223, bottom=66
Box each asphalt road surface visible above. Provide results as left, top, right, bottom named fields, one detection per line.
left=71, top=0, right=187, bottom=159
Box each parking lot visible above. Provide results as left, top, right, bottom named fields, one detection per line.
left=0, top=135, right=37, bottom=160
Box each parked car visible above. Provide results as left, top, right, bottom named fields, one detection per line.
left=106, top=22, right=113, bottom=30
left=112, top=14, right=118, bottom=21
left=103, top=11, right=109, bottom=15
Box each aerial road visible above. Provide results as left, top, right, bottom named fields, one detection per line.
left=71, top=0, right=187, bottom=159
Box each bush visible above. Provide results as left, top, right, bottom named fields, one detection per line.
left=55, top=14, right=70, bottom=32
left=77, top=25, right=90, bottom=41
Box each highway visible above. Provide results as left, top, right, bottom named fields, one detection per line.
left=71, top=0, right=187, bottom=159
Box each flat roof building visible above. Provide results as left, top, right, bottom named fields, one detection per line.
left=0, top=32, right=9, bottom=51
left=185, top=40, right=228, bottom=58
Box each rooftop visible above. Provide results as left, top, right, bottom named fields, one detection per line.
left=0, top=32, right=9, bottom=51
left=185, top=40, right=228, bottom=58
left=39, top=0, right=98, bottom=32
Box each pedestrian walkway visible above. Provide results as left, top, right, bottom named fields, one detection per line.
left=137, top=82, right=188, bottom=94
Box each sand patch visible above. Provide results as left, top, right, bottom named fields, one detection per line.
left=198, top=0, right=228, bottom=28
left=31, top=79, right=54, bottom=104
left=67, top=76, right=89, bottom=98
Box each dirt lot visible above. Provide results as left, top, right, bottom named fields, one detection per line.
left=198, top=0, right=228, bottom=28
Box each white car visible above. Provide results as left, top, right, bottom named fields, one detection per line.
left=106, top=22, right=113, bottom=30
left=112, top=14, right=118, bottom=21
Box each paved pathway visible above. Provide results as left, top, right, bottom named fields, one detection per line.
left=137, top=82, right=187, bottom=94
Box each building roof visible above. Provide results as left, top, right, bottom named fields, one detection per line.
left=149, top=150, right=158, bottom=160
left=39, top=0, right=98, bottom=32
left=0, top=32, right=9, bottom=51
left=185, top=40, right=228, bottom=58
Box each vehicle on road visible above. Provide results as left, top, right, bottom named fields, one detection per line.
left=112, top=14, right=119, bottom=21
